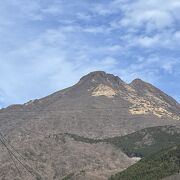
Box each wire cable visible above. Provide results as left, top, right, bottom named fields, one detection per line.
left=0, top=134, right=37, bottom=179
left=0, top=133, right=29, bottom=163
left=0, top=136, right=24, bottom=180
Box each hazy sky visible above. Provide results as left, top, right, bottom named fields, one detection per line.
left=0, top=0, right=180, bottom=107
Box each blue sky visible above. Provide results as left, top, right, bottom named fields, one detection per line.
left=0, top=0, right=180, bottom=107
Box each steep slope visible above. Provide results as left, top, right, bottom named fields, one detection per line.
left=109, top=144, right=180, bottom=180
left=0, top=71, right=179, bottom=179
left=130, top=79, right=180, bottom=119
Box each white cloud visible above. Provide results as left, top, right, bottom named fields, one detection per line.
left=0, top=22, right=122, bottom=106
left=119, top=0, right=180, bottom=31
left=136, top=35, right=160, bottom=47
left=120, top=9, right=174, bottom=31
left=117, top=55, right=180, bottom=84
left=161, top=60, right=180, bottom=74
left=0, top=0, right=180, bottom=106
left=76, top=13, right=92, bottom=21
left=83, top=26, right=106, bottom=34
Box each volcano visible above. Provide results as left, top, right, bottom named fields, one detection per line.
left=0, top=71, right=179, bottom=179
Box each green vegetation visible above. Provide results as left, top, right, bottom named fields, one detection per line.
left=105, top=126, right=180, bottom=157
left=65, top=133, right=103, bottom=144
left=66, top=125, right=180, bottom=157
left=66, top=126, right=180, bottom=180
left=109, top=144, right=180, bottom=180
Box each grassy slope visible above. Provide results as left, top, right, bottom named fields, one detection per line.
left=109, top=145, right=180, bottom=180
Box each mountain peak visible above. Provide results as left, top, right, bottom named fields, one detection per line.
left=130, top=78, right=179, bottom=108
left=79, top=71, right=124, bottom=87
left=130, top=78, right=155, bottom=93
left=87, top=71, right=107, bottom=76
left=130, top=78, right=147, bottom=86
left=80, top=71, right=107, bottom=80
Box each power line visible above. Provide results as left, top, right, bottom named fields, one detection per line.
left=0, top=133, right=30, bottom=163
left=0, top=136, right=24, bottom=180
left=0, top=133, right=40, bottom=179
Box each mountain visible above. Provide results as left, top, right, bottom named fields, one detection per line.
left=0, top=71, right=179, bottom=179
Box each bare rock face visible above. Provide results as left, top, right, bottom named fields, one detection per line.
left=92, top=84, right=117, bottom=98
left=129, top=79, right=180, bottom=120
left=0, top=71, right=179, bottom=179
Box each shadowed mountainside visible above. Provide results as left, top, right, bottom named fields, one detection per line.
left=109, top=144, right=180, bottom=180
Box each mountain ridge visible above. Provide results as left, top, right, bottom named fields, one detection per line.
left=2, top=71, right=179, bottom=110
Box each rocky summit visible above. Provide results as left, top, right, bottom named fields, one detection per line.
left=0, top=71, right=180, bottom=180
